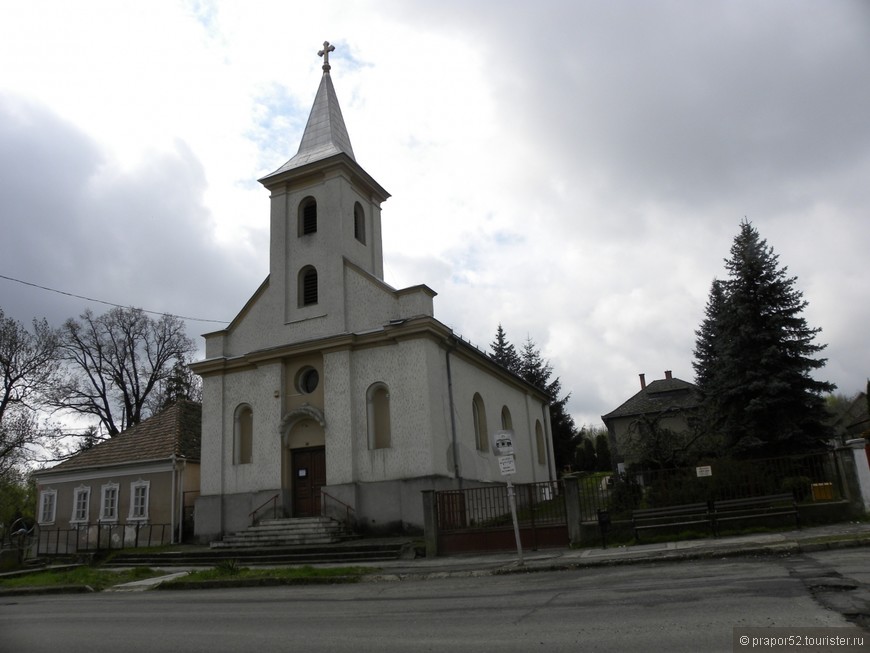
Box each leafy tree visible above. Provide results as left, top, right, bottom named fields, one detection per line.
left=0, top=308, right=61, bottom=474
left=573, top=435, right=597, bottom=472
left=0, top=468, right=35, bottom=534
left=692, top=220, right=835, bottom=456
left=594, top=432, right=612, bottom=472
left=488, top=324, right=521, bottom=374
left=53, top=307, right=195, bottom=438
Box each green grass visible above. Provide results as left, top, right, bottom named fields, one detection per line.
left=0, top=566, right=160, bottom=591
left=173, top=563, right=375, bottom=584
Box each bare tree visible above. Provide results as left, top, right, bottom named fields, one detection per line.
left=54, top=307, right=195, bottom=437
left=0, top=308, right=61, bottom=474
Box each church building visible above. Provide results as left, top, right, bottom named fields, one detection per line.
left=192, top=43, right=555, bottom=541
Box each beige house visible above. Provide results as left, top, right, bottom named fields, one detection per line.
left=602, top=371, right=700, bottom=470
left=191, top=45, right=555, bottom=541
left=33, top=401, right=201, bottom=551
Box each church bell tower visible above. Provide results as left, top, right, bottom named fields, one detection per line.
left=258, top=42, right=390, bottom=328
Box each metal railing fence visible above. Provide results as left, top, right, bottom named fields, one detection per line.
left=35, top=522, right=171, bottom=556
left=435, top=480, right=564, bottom=532
left=576, top=451, right=842, bottom=520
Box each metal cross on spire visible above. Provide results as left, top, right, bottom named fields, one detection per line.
left=318, top=41, right=336, bottom=72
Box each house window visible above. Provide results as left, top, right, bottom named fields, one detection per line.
left=299, top=197, right=317, bottom=235
left=472, top=393, right=488, bottom=452
left=235, top=404, right=253, bottom=465
left=535, top=421, right=546, bottom=465
left=71, top=486, right=90, bottom=524
left=367, top=382, right=391, bottom=449
left=299, top=266, right=318, bottom=306
left=353, top=202, right=366, bottom=244
left=129, top=480, right=150, bottom=521
left=501, top=406, right=513, bottom=431
left=100, top=482, right=119, bottom=522
left=38, top=489, right=57, bottom=524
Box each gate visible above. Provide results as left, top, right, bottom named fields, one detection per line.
left=434, top=481, right=567, bottom=555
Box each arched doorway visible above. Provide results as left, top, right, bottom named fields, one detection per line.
left=280, top=408, right=326, bottom=517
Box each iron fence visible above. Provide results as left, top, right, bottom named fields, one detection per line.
left=435, top=481, right=564, bottom=532
left=576, top=451, right=842, bottom=520
left=35, top=522, right=171, bottom=556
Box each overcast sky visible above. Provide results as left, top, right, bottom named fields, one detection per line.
left=1, top=0, right=868, bottom=429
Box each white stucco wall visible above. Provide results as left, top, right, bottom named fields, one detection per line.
left=200, top=363, right=285, bottom=497
left=445, top=350, right=553, bottom=484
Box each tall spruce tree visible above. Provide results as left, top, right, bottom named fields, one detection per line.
left=518, top=336, right=576, bottom=471
left=488, top=324, right=521, bottom=374
left=692, top=220, right=835, bottom=456
left=487, top=327, right=578, bottom=471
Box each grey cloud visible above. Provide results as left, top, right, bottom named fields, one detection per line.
left=0, top=94, right=261, bottom=337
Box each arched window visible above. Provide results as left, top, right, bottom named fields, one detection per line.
left=367, top=382, right=391, bottom=449
left=298, top=266, right=318, bottom=306
left=472, top=393, right=488, bottom=452
left=501, top=406, right=513, bottom=431
left=299, top=197, right=317, bottom=236
left=535, top=420, right=546, bottom=465
left=353, top=202, right=366, bottom=244
left=235, top=404, right=253, bottom=464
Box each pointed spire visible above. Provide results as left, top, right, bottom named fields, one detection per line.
left=261, top=41, right=355, bottom=181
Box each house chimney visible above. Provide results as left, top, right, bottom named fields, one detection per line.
left=639, top=373, right=646, bottom=390
left=664, top=370, right=673, bottom=380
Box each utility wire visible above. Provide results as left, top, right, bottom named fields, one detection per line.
left=0, top=273, right=228, bottom=324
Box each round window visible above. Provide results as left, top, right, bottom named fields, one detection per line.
left=297, top=367, right=319, bottom=394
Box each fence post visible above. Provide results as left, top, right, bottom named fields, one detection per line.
left=562, top=476, right=583, bottom=546
left=421, top=490, right=438, bottom=557
left=838, top=440, right=870, bottom=514
left=526, top=484, right=538, bottom=551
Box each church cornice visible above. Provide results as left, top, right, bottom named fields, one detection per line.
left=259, top=152, right=389, bottom=204
left=192, top=315, right=550, bottom=401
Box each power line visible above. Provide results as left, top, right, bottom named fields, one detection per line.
left=0, top=273, right=228, bottom=324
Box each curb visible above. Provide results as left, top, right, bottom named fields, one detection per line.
left=156, top=575, right=363, bottom=590
left=0, top=584, right=95, bottom=597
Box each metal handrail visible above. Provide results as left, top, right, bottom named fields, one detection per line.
left=321, top=489, right=356, bottom=527
left=249, top=493, right=280, bottom=525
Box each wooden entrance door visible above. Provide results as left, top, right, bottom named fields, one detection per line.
left=292, top=446, right=326, bottom=517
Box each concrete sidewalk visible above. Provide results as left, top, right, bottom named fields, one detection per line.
left=365, top=521, right=870, bottom=580
left=119, top=521, right=870, bottom=590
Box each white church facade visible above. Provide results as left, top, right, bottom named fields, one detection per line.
left=192, top=44, right=555, bottom=540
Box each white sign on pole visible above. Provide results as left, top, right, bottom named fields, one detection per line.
left=498, top=455, right=517, bottom=476
left=696, top=465, right=713, bottom=478
left=491, top=430, right=515, bottom=456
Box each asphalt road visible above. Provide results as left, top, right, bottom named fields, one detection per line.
left=2, top=550, right=868, bottom=653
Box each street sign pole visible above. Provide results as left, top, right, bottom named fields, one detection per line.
left=491, top=430, right=523, bottom=566
left=506, top=477, right=524, bottom=566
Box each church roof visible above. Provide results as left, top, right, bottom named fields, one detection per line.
left=38, top=401, right=201, bottom=475
left=260, top=51, right=356, bottom=182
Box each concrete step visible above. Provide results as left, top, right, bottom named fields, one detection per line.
left=211, top=517, right=353, bottom=549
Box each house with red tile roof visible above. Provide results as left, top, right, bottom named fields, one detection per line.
left=33, top=401, right=201, bottom=552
